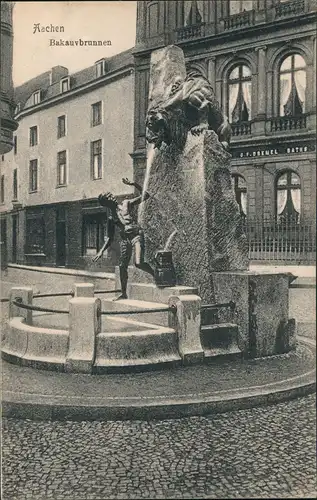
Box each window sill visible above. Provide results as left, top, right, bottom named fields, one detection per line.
left=29, top=190, right=38, bottom=194
left=57, top=135, right=66, bottom=139
left=91, top=123, right=102, bottom=127
left=25, top=253, right=46, bottom=257
left=56, top=184, right=67, bottom=189
left=92, top=177, right=103, bottom=181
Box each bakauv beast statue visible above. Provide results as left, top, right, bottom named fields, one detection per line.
left=146, top=71, right=231, bottom=151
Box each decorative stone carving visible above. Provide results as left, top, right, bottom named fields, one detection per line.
left=146, top=46, right=231, bottom=151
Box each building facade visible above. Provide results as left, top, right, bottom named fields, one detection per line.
left=0, top=49, right=135, bottom=271
left=132, top=0, right=316, bottom=262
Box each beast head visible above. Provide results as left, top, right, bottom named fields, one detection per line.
left=146, top=107, right=171, bottom=149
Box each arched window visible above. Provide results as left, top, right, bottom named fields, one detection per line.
left=229, top=0, right=253, bottom=15
left=232, top=174, right=247, bottom=216
left=279, top=54, right=306, bottom=117
left=228, top=65, right=252, bottom=123
left=183, top=1, right=204, bottom=26
left=276, top=171, right=301, bottom=223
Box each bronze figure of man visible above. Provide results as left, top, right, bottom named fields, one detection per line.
left=93, top=177, right=154, bottom=300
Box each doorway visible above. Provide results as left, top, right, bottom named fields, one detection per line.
left=12, top=214, right=18, bottom=263
left=56, top=207, right=66, bottom=267
left=1, top=218, right=7, bottom=269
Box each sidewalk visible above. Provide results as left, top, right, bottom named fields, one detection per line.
left=249, top=264, right=315, bottom=283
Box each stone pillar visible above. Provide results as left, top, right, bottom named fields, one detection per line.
left=9, top=286, right=33, bottom=325
left=256, top=46, right=267, bottom=118
left=73, top=282, right=94, bottom=298
left=66, top=297, right=101, bottom=373
left=168, top=294, right=204, bottom=364
left=311, top=35, right=316, bottom=114
left=253, top=46, right=267, bottom=137
left=207, top=57, right=216, bottom=91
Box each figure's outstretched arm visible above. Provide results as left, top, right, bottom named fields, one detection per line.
left=122, top=177, right=150, bottom=205
left=92, top=218, right=115, bottom=262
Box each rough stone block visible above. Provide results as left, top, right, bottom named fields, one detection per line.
left=168, top=294, right=204, bottom=364
left=139, top=131, right=248, bottom=303
left=66, top=297, right=101, bottom=373
left=148, top=45, right=186, bottom=108
left=211, top=271, right=293, bottom=358
left=9, top=286, right=33, bottom=325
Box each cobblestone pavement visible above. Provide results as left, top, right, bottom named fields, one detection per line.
left=2, top=394, right=316, bottom=500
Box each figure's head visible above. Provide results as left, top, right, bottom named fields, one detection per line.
left=98, top=192, right=118, bottom=209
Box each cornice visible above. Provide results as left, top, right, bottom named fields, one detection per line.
left=15, top=64, right=134, bottom=120
left=133, top=12, right=317, bottom=57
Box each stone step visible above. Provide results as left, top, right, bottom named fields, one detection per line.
left=201, top=323, right=241, bottom=357
left=126, top=281, right=198, bottom=304
left=101, top=298, right=171, bottom=327
left=204, top=347, right=242, bottom=360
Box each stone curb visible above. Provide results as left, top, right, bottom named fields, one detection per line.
left=2, top=337, right=315, bottom=422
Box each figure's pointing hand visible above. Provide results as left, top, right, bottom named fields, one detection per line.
left=122, top=177, right=133, bottom=186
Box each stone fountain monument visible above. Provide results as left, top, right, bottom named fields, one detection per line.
left=2, top=45, right=297, bottom=380
left=120, top=45, right=296, bottom=359
left=1, top=47, right=311, bottom=423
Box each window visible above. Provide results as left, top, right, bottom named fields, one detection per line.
left=57, top=115, right=66, bottom=138
left=228, top=65, right=252, bottom=123
left=32, top=91, right=41, bottom=105
left=13, top=169, right=18, bottom=200
left=95, top=60, right=105, bottom=78
left=26, top=216, right=45, bottom=254
left=91, top=102, right=102, bottom=127
left=14, top=135, right=17, bottom=154
left=82, top=214, right=106, bottom=256
left=183, top=0, right=204, bottom=26
left=15, top=103, right=21, bottom=114
left=29, top=126, right=38, bottom=146
left=229, top=0, right=253, bottom=15
left=232, top=174, right=247, bottom=216
left=29, top=159, right=38, bottom=192
left=91, top=140, right=102, bottom=180
left=0, top=175, right=4, bottom=204
left=60, top=78, right=70, bottom=93
left=279, top=54, right=306, bottom=117
left=276, top=171, right=301, bottom=223
left=57, top=151, right=67, bottom=186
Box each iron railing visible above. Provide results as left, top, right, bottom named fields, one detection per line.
left=243, top=217, right=316, bottom=263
